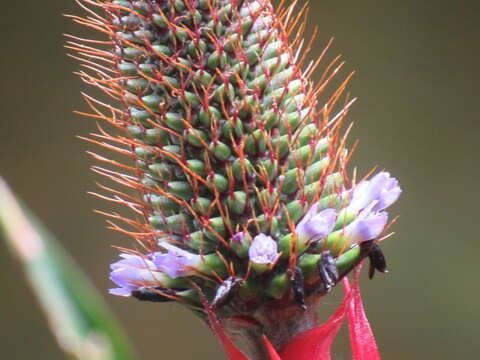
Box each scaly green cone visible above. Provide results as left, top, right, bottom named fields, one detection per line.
left=70, top=0, right=401, bottom=358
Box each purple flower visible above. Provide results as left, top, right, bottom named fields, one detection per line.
left=109, top=253, right=160, bottom=296
left=248, top=234, right=279, bottom=264
left=342, top=203, right=388, bottom=245
left=296, top=206, right=337, bottom=242
left=230, top=232, right=252, bottom=258
left=231, top=232, right=246, bottom=245
left=154, top=243, right=201, bottom=278
left=349, top=172, right=401, bottom=212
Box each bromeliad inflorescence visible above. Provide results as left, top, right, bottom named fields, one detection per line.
left=69, top=0, right=401, bottom=358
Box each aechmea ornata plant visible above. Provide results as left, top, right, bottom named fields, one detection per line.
left=68, top=0, right=401, bottom=359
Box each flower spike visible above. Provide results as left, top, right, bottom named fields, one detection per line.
left=70, top=0, right=402, bottom=358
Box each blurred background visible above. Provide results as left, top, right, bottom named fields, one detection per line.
left=1, top=0, right=479, bottom=359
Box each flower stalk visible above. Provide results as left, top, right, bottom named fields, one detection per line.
left=69, top=0, right=401, bottom=358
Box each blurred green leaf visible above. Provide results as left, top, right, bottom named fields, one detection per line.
left=0, top=178, right=139, bottom=360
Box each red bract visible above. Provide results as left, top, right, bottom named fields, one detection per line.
left=198, top=287, right=248, bottom=360
left=278, top=281, right=352, bottom=360
left=344, top=269, right=381, bottom=360
left=263, top=336, right=282, bottom=360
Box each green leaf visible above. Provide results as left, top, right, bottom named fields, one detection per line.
left=0, top=178, right=139, bottom=360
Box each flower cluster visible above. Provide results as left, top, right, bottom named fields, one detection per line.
left=71, top=0, right=402, bottom=358
left=111, top=171, right=400, bottom=296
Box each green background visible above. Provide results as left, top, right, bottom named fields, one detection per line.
left=1, top=0, right=478, bottom=358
